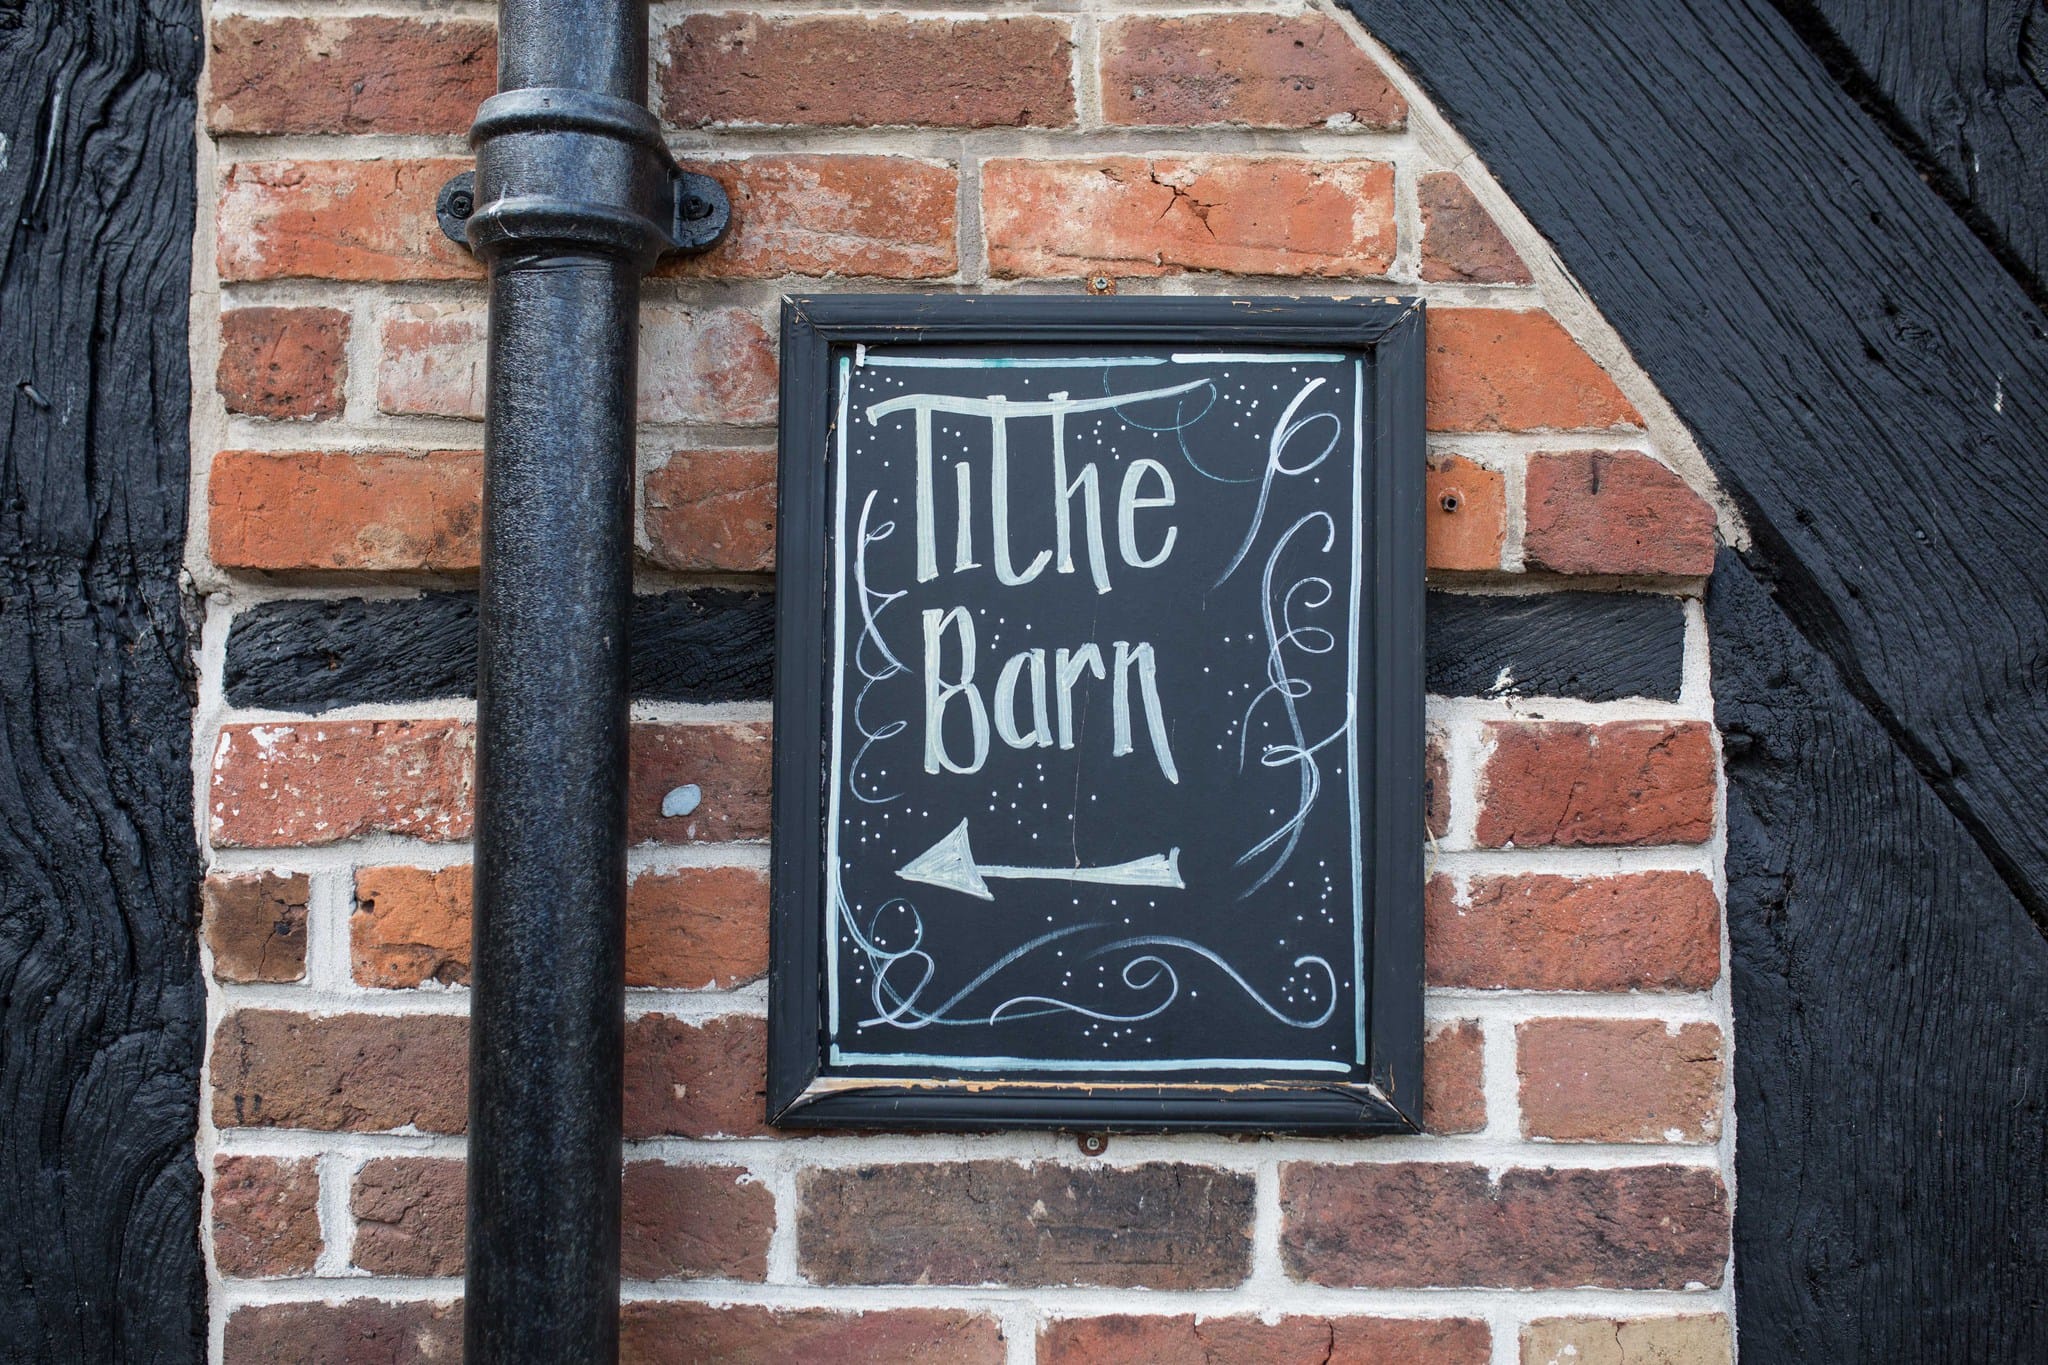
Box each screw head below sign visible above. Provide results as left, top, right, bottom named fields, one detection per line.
left=767, top=295, right=1426, bottom=1134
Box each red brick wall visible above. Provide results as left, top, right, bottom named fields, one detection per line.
left=193, top=5, right=1734, bottom=1362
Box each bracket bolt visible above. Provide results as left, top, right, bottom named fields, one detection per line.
left=1087, top=275, right=1116, bottom=295
left=1077, top=1132, right=1109, bottom=1156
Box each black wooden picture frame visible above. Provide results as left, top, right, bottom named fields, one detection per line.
left=767, top=294, right=1426, bottom=1134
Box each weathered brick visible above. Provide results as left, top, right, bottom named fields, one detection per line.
left=1280, top=1162, right=1728, bottom=1289
left=218, top=159, right=479, bottom=283
left=352, top=864, right=769, bottom=990
left=208, top=16, right=495, bottom=135
left=1425, top=1018, right=1486, bottom=1135
left=352, top=1157, right=464, bottom=1277
left=985, top=156, right=1396, bottom=279
left=1041, top=1314, right=1489, bottom=1364
left=662, top=14, right=1074, bottom=129
left=208, top=449, right=483, bottom=573
left=1426, top=454, right=1506, bottom=571
left=1519, top=1019, right=1724, bottom=1143
left=1523, top=1315, right=1733, bottom=1365
left=642, top=449, right=776, bottom=573
left=619, top=1303, right=1005, bottom=1365
left=626, top=867, right=770, bottom=989
left=1099, top=13, right=1406, bottom=130
left=212, top=720, right=764, bottom=851
left=352, top=865, right=471, bottom=988
left=217, top=306, right=348, bottom=421
left=212, top=1009, right=468, bottom=1133
left=1478, top=721, right=1717, bottom=848
left=620, top=1160, right=775, bottom=1280
left=223, top=1300, right=462, bottom=1365
left=628, top=722, right=773, bottom=845
left=1524, top=450, right=1718, bottom=576
left=1428, top=310, right=1640, bottom=432
left=1420, top=173, right=1532, bottom=284
left=658, top=156, right=957, bottom=280
left=345, top=1157, right=772, bottom=1280
left=203, top=871, right=309, bottom=984
left=1425, top=724, right=1450, bottom=839
left=379, top=302, right=777, bottom=425
left=212, top=1155, right=320, bottom=1278
left=210, top=719, right=474, bottom=848
left=798, top=1161, right=1254, bottom=1289
left=1427, top=872, right=1722, bottom=992
left=623, top=1014, right=770, bottom=1139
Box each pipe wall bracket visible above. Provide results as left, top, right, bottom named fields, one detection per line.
left=435, top=87, right=729, bottom=268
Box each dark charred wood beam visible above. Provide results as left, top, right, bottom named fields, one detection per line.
left=0, top=0, right=205, bottom=1358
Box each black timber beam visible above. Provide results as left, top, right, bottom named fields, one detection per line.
left=0, top=0, right=206, bottom=1358
left=1343, top=0, right=2048, bottom=1355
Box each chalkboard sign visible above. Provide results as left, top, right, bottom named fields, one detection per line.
left=768, top=296, right=1424, bottom=1134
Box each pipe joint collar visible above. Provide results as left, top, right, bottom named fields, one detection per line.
left=443, top=87, right=729, bottom=270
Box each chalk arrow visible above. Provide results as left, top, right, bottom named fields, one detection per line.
left=896, top=818, right=1185, bottom=901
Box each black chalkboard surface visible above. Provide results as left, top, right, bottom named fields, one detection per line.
left=768, top=296, right=1425, bottom=1133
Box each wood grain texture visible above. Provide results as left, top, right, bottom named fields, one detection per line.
left=224, top=589, right=774, bottom=710
left=1710, top=550, right=2048, bottom=1361
left=1425, top=591, right=1684, bottom=702
left=1345, top=0, right=2048, bottom=1353
left=1776, top=0, right=2048, bottom=302
left=225, top=588, right=1676, bottom=713
left=0, top=0, right=205, bottom=1358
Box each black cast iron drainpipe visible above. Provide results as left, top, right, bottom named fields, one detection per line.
left=434, top=0, right=728, bottom=1356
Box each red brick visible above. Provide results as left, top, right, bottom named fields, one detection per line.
left=1523, top=1315, right=1733, bottom=1365
left=211, top=720, right=764, bottom=852
left=798, top=1162, right=1254, bottom=1289
left=1428, top=310, right=1640, bottom=432
left=1524, top=450, right=1718, bottom=576
left=210, top=719, right=474, bottom=848
left=1099, top=13, right=1406, bottom=130
left=628, top=722, right=773, bottom=845
left=620, top=1303, right=1005, bottom=1365
left=642, top=449, right=776, bottom=573
left=1280, top=1162, right=1728, bottom=1289
left=621, top=1160, right=775, bottom=1280
left=626, top=867, right=770, bottom=989
left=224, top=1300, right=462, bottom=1365
left=345, top=1157, right=773, bottom=1279
left=1420, top=173, right=1532, bottom=284
left=217, top=307, right=348, bottom=421
left=1426, top=455, right=1506, bottom=571
left=208, top=449, right=482, bottom=573
left=218, top=159, right=480, bottom=283
left=351, top=1157, right=464, bottom=1277
left=661, top=14, right=1074, bottom=129
left=1425, top=1018, right=1486, bottom=1135
left=212, top=1009, right=468, bottom=1133
left=623, top=1014, right=770, bottom=1139
left=1425, top=724, right=1450, bottom=839
left=1478, top=721, right=1717, bottom=848
left=1519, top=1019, right=1724, bottom=1143
left=1426, top=872, right=1722, bottom=992
left=351, top=863, right=769, bottom=990
left=212, top=1155, right=320, bottom=1278
left=208, top=16, right=495, bottom=135
left=203, top=871, right=309, bottom=983
left=985, top=156, right=1396, bottom=279
left=379, top=302, right=777, bottom=425
left=658, top=156, right=957, bottom=280
left=352, top=865, right=471, bottom=988
left=1042, top=1314, right=1489, bottom=1364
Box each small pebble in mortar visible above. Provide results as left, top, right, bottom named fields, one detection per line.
left=662, top=784, right=702, bottom=817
